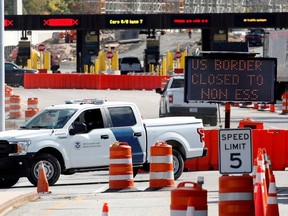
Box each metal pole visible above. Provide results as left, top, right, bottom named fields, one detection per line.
left=0, top=0, right=5, bottom=131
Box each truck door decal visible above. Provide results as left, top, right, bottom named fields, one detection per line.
left=111, top=127, right=144, bottom=163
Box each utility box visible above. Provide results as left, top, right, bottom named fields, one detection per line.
left=16, top=41, right=31, bottom=67
left=144, top=39, right=160, bottom=72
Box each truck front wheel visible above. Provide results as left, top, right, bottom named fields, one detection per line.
left=28, top=153, right=61, bottom=186
left=172, top=149, right=184, bottom=180
left=0, top=177, right=19, bottom=188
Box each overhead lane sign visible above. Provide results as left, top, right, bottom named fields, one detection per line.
left=105, top=14, right=147, bottom=29
left=40, top=16, right=81, bottom=29
left=219, top=129, right=252, bottom=174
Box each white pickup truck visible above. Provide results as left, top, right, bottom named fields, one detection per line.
left=0, top=100, right=207, bottom=188
left=155, top=76, right=218, bottom=126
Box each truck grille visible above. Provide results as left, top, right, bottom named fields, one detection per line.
left=0, top=140, right=18, bottom=157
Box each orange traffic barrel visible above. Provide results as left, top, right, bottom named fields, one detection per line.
left=5, top=86, right=13, bottom=112
left=149, top=141, right=174, bottom=189
left=238, top=117, right=263, bottom=129
left=109, top=142, right=134, bottom=190
left=25, top=108, right=40, bottom=121
left=281, top=92, right=288, bottom=114
left=27, top=97, right=39, bottom=109
left=219, top=174, right=254, bottom=216
left=170, top=181, right=207, bottom=216
left=9, top=95, right=21, bottom=119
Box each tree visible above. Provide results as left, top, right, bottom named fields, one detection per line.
left=22, top=0, right=49, bottom=15
left=5, top=0, right=92, bottom=15
left=4, top=1, right=15, bottom=15
left=47, top=0, right=70, bottom=14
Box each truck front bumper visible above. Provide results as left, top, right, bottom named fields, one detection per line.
left=0, top=153, right=35, bottom=178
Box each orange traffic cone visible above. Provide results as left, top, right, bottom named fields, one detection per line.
left=37, top=161, right=50, bottom=193
left=257, top=152, right=268, bottom=206
left=252, top=158, right=258, bottom=186
left=266, top=174, right=280, bottom=216
left=186, top=197, right=195, bottom=216
left=102, top=202, right=109, bottom=216
left=262, top=148, right=271, bottom=189
left=255, top=183, right=265, bottom=216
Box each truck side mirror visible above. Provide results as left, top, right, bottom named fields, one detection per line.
left=155, top=88, right=163, bottom=94
left=69, top=123, right=87, bottom=135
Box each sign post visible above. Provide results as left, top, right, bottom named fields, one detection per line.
left=38, top=43, right=45, bottom=69
left=219, top=128, right=252, bottom=174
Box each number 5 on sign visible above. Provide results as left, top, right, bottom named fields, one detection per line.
left=219, top=129, right=252, bottom=174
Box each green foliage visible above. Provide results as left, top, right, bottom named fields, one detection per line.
left=5, top=0, right=84, bottom=15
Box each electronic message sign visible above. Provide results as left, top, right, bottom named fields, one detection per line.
left=170, top=14, right=211, bottom=28
left=184, top=56, right=277, bottom=103
left=40, top=16, right=82, bottom=29
left=4, top=16, right=18, bottom=30
left=105, top=14, right=147, bottom=29
left=234, top=13, right=276, bottom=28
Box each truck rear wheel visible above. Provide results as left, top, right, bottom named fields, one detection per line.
left=28, top=153, right=61, bottom=186
left=172, top=149, right=184, bottom=180
left=0, top=177, right=19, bottom=188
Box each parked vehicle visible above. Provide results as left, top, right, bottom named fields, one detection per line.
left=155, top=76, right=218, bottom=126
left=244, top=28, right=265, bottom=47
left=0, top=99, right=207, bottom=188
left=263, top=30, right=288, bottom=99
left=5, top=62, right=39, bottom=87
left=119, top=57, right=143, bottom=74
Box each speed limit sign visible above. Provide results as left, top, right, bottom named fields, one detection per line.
left=219, top=128, right=252, bottom=174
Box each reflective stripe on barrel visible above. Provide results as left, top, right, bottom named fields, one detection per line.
left=170, top=181, right=207, bottom=216
left=9, top=95, right=21, bottom=119
left=219, top=175, right=254, bottom=216
left=109, top=142, right=134, bottom=189
left=149, top=141, right=174, bottom=188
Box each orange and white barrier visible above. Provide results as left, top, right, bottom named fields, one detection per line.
left=109, top=142, right=134, bottom=190
left=25, top=97, right=40, bottom=121
left=5, top=85, right=13, bottom=112
left=9, top=95, right=21, bottom=119
left=25, top=108, right=40, bottom=121
left=27, top=97, right=39, bottom=109
left=149, top=141, right=174, bottom=189
left=256, top=149, right=268, bottom=206
left=254, top=165, right=266, bottom=215
left=170, top=182, right=207, bottom=216
left=266, top=174, right=279, bottom=216
left=255, top=177, right=265, bottom=216
left=281, top=92, right=288, bottom=114
left=186, top=198, right=195, bottom=216
left=257, top=103, right=270, bottom=111
left=219, top=175, right=254, bottom=216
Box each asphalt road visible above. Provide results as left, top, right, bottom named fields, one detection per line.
left=7, top=88, right=288, bottom=130
left=3, top=170, right=288, bottom=216
left=2, top=89, right=288, bottom=215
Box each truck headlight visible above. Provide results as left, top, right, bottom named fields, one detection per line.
left=9, top=140, right=31, bottom=155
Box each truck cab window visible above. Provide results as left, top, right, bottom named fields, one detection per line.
left=74, top=109, right=104, bottom=133
left=108, top=106, right=136, bottom=127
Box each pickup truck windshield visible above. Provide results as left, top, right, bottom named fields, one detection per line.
left=21, top=109, right=77, bottom=129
